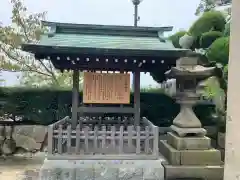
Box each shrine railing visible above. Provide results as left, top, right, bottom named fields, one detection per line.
left=47, top=116, right=159, bottom=160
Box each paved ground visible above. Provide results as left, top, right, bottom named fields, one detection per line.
left=0, top=153, right=45, bottom=180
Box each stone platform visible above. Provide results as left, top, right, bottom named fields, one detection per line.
left=159, top=132, right=224, bottom=180
left=162, top=162, right=223, bottom=180
left=39, top=157, right=165, bottom=180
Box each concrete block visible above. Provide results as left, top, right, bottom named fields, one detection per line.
left=159, top=140, right=222, bottom=166
left=162, top=163, right=224, bottom=180
left=217, top=132, right=225, bottom=149
left=170, top=125, right=206, bottom=137
left=180, top=149, right=223, bottom=165
left=219, top=148, right=225, bottom=161
left=39, top=159, right=165, bottom=180
left=167, top=132, right=211, bottom=150
left=159, top=140, right=181, bottom=165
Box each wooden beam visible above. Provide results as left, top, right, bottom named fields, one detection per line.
left=134, top=69, right=141, bottom=125
left=47, top=154, right=158, bottom=160
left=72, top=70, right=79, bottom=127
left=77, top=106, right=134, bottom=114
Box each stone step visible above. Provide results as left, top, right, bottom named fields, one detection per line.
left=162, top=162, right=223, bottom=180
left=159, top=140, right=223, bottom=166
left=167, top=132, right=211, bottom=150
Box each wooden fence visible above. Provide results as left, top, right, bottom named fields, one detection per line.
left=47, top=116, right=159, bottom=160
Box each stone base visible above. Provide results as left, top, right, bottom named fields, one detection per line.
left=163, top=162, right=224, bottom=180
left=217, top=132, right=225, bottom=149
left=167, top=132, right=211, bottom=150
left=219, top=148, right=225, bottom=161
left=170, top=125, right=207, bottom=137
left=159, top=140, right=222, bottom=165
left=39, top=158, right=165, bottom=180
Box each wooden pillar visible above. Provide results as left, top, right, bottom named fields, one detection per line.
left=224, top=1, right=240, bottom=179
left=134, top=69, right=140, bottom=126
left=72, top=70, right=79, bottom=127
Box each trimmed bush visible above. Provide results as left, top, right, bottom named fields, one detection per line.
left=189, top=11, right=226, bottom=37
left=169, top=31, right=187, bottom=48
left=200, top=31, right=223, bottom=48
left=0, top=88, right=216, bottom=127
left=206, top=37, right=229, bottom=66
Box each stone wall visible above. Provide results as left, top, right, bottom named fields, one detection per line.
left=0, top=125, right=47, bottom=155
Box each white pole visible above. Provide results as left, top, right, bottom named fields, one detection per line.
left=224, top=1, right=240, bottom=179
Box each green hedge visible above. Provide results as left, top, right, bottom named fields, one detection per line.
left=0, top=88, right=216, bottom=127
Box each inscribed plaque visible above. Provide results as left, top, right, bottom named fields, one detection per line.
left=83, top=72, right=130, bottom=104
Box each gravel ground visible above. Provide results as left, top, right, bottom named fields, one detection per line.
left=0, top=152, right=45, bottom=180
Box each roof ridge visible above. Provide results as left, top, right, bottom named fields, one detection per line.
left=42, top=21, right=173, bottom=32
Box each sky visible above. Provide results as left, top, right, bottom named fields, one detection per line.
left=0, top=0, right=200, bottom=87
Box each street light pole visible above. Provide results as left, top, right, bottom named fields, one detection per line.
left=131, top=0, right=141, bottom=91
left=132, top=0, right=141, bottom=27
left=133, top=1, right=139, bottom=27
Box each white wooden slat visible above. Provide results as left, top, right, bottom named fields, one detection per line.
left=84, top=127, right=89, bottom=153
left=111, top=126, right=116, bottom=149
left=75, top=124, right=80, bottom=154
left=57, top=125, right=63, bottom=154
left=48, top=125, right=53, bottom=154
left=101, top=126, right=106, bottom=150
left=144, top=126, right=150, bottom=154
left=119, top=126, right=124, bottom=153
left=153, top=126, right=159, bottom=156
left=127, top=126, right=133, bottom=147
left=136, top=126, right=141, bottom=154
left=67, top=125, right=72, bottom=154
left=93, top=126, right=98, bottom=151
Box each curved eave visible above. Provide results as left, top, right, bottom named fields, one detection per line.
left=22, top=44, right=191, bottom=58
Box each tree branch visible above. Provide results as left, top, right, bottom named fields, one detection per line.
left=10, top=2, right=59, bottom=85
left=1, top=47, right=51, bottom=77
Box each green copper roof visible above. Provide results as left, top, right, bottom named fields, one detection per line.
left=21, top=21, right=191, bottom=72
left=37, top=33, right=177, bottom=51
left=22, top=21, right=189, bottom=54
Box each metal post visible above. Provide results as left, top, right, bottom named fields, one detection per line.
left=132, top=0, right=141, bottom=91
left=134, top=3, right=138, bottom=27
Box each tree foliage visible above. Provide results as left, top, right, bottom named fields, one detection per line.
left=169, top=31, right=187, bottom=48
left=0, top=0, right=76, bottom=88
left=189, top=11, right=226, bottom=37
left=199, top=31, right=223, bottom=48
left=206, top=37, right=229, bottom=66
left=195, top=0, right=216, bottom=15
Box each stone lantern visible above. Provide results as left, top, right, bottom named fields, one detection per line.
left=165, top=56, right=216, bottom=137
left=160, top=56, right=224, bottom=180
